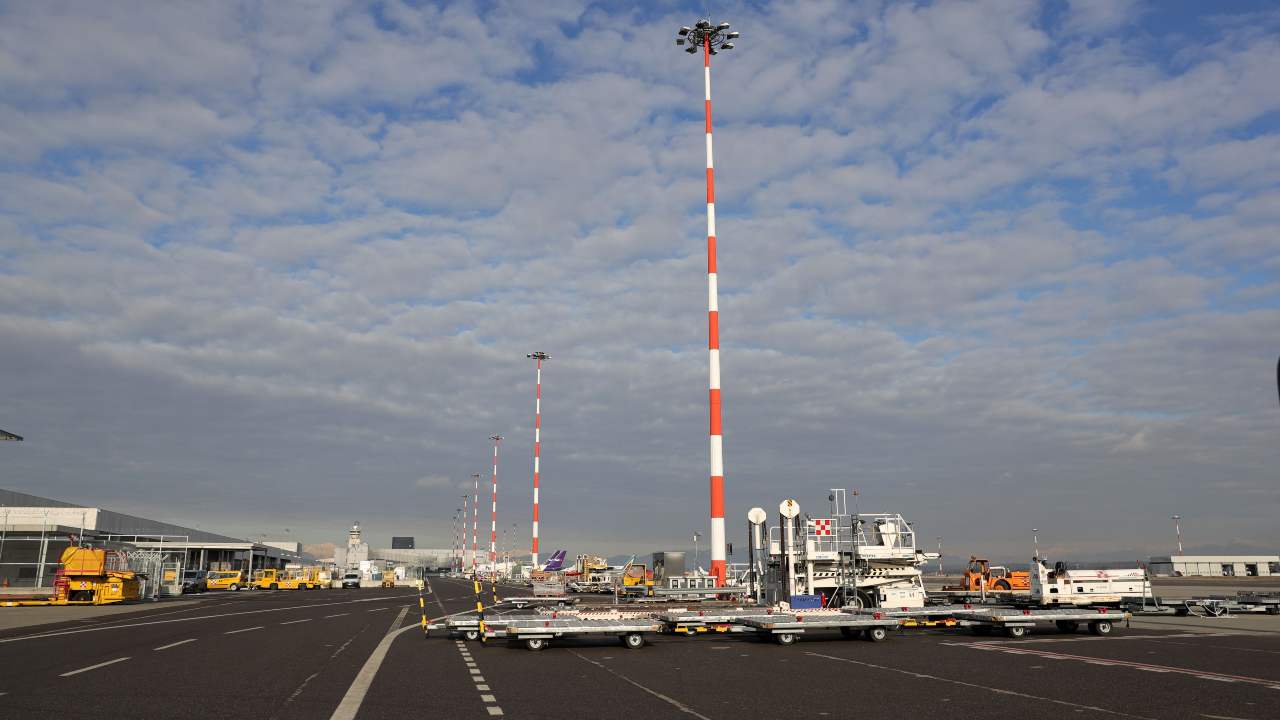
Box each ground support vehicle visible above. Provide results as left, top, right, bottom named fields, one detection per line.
left=276, top=569, right=322, bottom=590
left=250, top=569, right=282, bottom=590
left=942, top=556, right=1031, bottom=594
left=506, top=595, right=576, bottom=610
left=1, top=547, right=142, bottom=606
left=1031, top=560, right=1150, bottom=606
left=1179, top=593, right=1280, bottom=617
left=487, top=616, right=663, bottom=651
left=737, top=609, right=901, bottom=645
left=205, top=570, right=245, bottom=591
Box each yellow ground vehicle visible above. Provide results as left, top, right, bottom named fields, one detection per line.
left=251, top=568, right=282, bottom=590
left=206, top=570, right=245, bottom=591
left=276, top=568, right=322, bottom=590
left=2, top=547, right=142, bottom=607
left=946, top=556, right=1031, bottom=592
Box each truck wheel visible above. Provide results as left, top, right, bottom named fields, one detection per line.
left=525, top=638, right=547, bottom=651
left=1004, top=625, right=1027, bottom=639
left=464, top=630, right=480, bottom=641
left=230, top=584, right=239, bottom=592
left=1088, top=620, right=1113, bottom=636
left=865, top=627, right=889, bottom=643
left=622, top=633, right=645, bottom=649
left=269, top=583, right=278, bottom=590
left=994, top=580, right=1011, bottom=591
left=775, top=632, right=796, bottom=646
left=1055, top=620, right=1079, bottom=633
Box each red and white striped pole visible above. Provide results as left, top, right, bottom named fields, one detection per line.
left=489, top=435, right=502, bottom=569
left=471, top=472, right=480, bottom=574
left=459, top=495, right=468, bottom=573
left=527, top=352, right=549, bottom=569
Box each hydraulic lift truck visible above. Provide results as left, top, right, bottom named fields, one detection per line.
left=488, top=616, right=665, bottom=651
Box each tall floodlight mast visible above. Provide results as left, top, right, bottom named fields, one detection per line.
left=527, top=352, right=550, bottom=569
left=489, top=435, right=503, bottom=567
left=471, top=473, right=481, bottom=573
left=676, top=18, right=738, bottom=586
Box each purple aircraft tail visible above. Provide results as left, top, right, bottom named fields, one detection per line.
left=542, top=550, right=568, bottom=571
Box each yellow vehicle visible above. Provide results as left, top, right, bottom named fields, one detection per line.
left=251, top=568, right=282, bottom=590
left=2, top=547, right=142, bottom=607
left=276, top=568, right=322, bottom=590
left=206, top=570, right=245, bottom=591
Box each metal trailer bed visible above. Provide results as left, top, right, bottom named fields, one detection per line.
left=860, top=604, right=1130, bottom=638
left=656, top=608, right=786, bottom=635
left=1181, top=594, right=1280, bottom=617
left=488, top=616, right=665, bottom=651
left=737, top=610, right=901, bottom=645
left=504, top=595, right=577, bottom=609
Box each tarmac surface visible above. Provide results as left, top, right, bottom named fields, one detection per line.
left=1, top=576, right=1277, bottom=719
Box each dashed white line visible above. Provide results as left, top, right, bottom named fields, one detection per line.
left=60, top=657, right=131, bottom=677
left=325, top=613, right=349, bottom=618
left=569, top=649, right=713, bottom=720
left=281, top=618, right=313, bottom=625
left=224, top=626, right=264, bottom=635
left=153, top=638, right=197, bottom=651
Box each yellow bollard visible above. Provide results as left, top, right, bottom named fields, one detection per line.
left=417, top=579, right=430, bottom=637
left=473, top=577, right=486, bottom=642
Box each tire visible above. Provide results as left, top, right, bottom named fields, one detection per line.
left=865, top=627, right=889, bottom=643
left=1055, top=620, right=1079, bottom=633
left=622, top=633, right=645, bottom=649
left=269, top=583, right=278, bottom=590
left=463, top=630, right=480, bottom=641
left=1004, top=625, right=1027, bottom=639
left=775, top=632, right=796, bottom=646
left=525, top=638, right=547, bottom=651
left=1088, top=620, right=1113, bottom=636
left=230, top=584, right=239, bottom=592
left=971, top=625, right=992, bottom=636
left=994, top=580, right=1012, bottom=591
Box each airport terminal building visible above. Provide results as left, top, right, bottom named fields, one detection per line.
left=1148, top=554, right=1280, bottom=577
left=1, top=488, right=301, bottom=588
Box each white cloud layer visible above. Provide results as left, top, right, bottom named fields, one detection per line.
left=1, top=1, right=1276, bottom=560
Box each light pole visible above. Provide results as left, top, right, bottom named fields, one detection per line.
left=675, top=17, right=738, bottom=587
left=527, top=351, right=549, bottom=569
left=459, top=496, right=468, bottom=572
left=1171, top=515, right=1183, bottom=555
left=489, top=435, right=502, bottom=570
left=471, top=473, right=481, bottom=574
left=1032, top=528, right=1039, bottom=562
left=693, top=531, right=702, bottom=573
left=936, top=536, right=944, bottom=577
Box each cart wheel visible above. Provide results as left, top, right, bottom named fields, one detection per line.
left=1004, top=625, right=1027, bottom=639
left=1055, top=620, right=1079, bottom=633
left=622, top=633, right=645, bottom=649
left=840, top=627, right=858, bottom=639
left=971, top=625, right=992, bottom=636
left=230, top=584, right=239, bottom=592
left=269, top=583, right=278, bottom=590
left=1088, top=620, right=1113, bottom=636
left=865, top=627, right=889, bottom=643
left=525, top=638, right=547, bottom=651
left=464, top=630, right=480, bottom=641
left=994, top=580, right=1012, bottom=591
left=775, top=632, right=796, bottom=646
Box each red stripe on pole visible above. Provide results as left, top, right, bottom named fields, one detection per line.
left=705, top=101, right=712, bottom=133
left=709, top=389, right=722, bottom=434
left=708, top=310, right=720, bottom=349
left=709, top=476, right=725, bottom=517
left=707, top=236, right=717, bottom=273
left=706, top=169, right=715, bottom=203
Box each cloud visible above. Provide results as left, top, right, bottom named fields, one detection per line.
left=1112, top=427, right=1151, bottom=454
left=415, top=475, right=453, bottom=489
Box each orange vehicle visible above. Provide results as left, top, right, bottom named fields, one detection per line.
left=949, top=556, right=1030, bottom=592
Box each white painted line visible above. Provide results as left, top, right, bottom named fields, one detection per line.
left=225, top=626, right=264, bottom=635
left=469, top=668, right=482, bottom=675
left=325, top=613, right=349, bottom=618
left=569, top=649, right=713, bottom=720
left=367, top=607, right=389, bottom=612
left=476, top=684, right=490, bottom=691
left=153, top=638, right=197, bottom=651
left=60, top=657, right=131, bottom=677
left=1, top=594, right=416, bottom=645
left=328, top=607, right=412, bottom=720
left=486, top=708, right=504, bottom=716
left=473, top=675, right=485, bottom=682
left=281, top=618, right=313, bottom=625
left=481, top=694, right=496, bottom=702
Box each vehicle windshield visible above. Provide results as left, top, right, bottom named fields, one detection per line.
left=344, top=573, right=359, bottom=579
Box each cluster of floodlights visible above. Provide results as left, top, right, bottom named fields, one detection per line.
left=676, top=20, right=739, bottom=54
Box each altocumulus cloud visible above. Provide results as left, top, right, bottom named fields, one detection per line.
left=0, top=0, right=1276, bottom=559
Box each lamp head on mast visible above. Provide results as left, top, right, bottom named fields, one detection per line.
left=675, top=18, right=738, bottom=55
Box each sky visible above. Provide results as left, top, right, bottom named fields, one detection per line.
left=1, top=0, right=1277, bottom=565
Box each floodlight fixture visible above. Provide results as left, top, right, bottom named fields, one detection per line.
left=674, top=18, right=740, bottom=56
